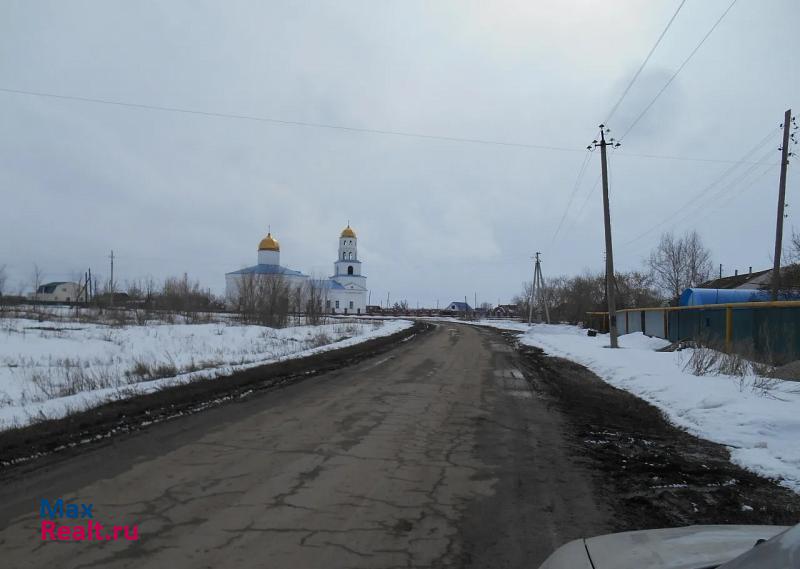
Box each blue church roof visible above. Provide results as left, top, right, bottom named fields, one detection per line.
left=226, top=264, right=307, bottom=277
left=318, top=280, right=346, bottom=290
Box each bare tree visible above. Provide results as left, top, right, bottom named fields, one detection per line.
left=614, top=270, right=663, bottom=309
left=144, top=276, right=157, bottom=304
left=0, top=264, right=7, bottom=298
left=647, top=230, right=712, bottom=301
left=233, top=273, right=292, bottom=327
left=31, top=264, right=44, bottom=305
left=515, top=269, right=663, bottom=325
left=684, top=230, right=713, bottom=289
left=772, top=230, right=800, bottom=297
left=0, top=264, right=7, bottom=312
left=303, top=278, right=328, bottom=325
left=257, top=274, right=291, bottom=327
left=647, top=232, right=686, bottom=300
left=233, top=273, right=259, bottom=323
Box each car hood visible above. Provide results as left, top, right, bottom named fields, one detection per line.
left=583, top=525, right=788, bottom=569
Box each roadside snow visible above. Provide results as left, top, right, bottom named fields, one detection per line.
left=0, top=317, right=412, bottom=431
left=473, top=320, right=800, bottom=493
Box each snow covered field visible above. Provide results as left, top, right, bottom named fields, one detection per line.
left=0, top=316, right=412, bottom=431
left=474, top=320, right=800, bottom=493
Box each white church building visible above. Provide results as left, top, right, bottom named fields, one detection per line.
left=225, top=225, right=368, bottom=315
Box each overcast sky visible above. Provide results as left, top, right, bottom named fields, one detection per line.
left=1, top=0, right=798, bottom=306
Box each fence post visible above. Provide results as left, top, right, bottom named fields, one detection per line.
left=725, top=306, right=733, bottom=352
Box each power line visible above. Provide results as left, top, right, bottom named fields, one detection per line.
left=618, top=126, right=778, bottom=247
left=575, top=175, right=602, bottom=219
left=622, top=156, right=777, bottom=259
left=693, top=159, right=778, bottom=222
left=620, top=0, right=739, bottom=141
left=622, top=131, right=775, bottom=251
left=605, top=0, right=687, bottom=124
left=551, top=150, right=593, bottom=243
left=650, top=143, right=778, bottom=234
left=0, top=86, right=582, bottom=154
left=0, top=85, right=769, bottom=166
left=620, top=151, right=766, bottom=165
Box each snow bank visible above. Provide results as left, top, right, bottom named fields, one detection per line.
left=0, top=318, right=412, bottom=431
left=474, top=319, right=800, bottom=493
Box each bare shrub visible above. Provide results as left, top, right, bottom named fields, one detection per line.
left=309, top=332, right=332, bottom=348
left=751, top=375, right=782, bottom=397
left=130, top=359, right=151, bottom=379
left=684, top=345, right=721, bottom=376
left=152, top=363, right=178, bottom=378
left=717, top=350, right=749, bottom=377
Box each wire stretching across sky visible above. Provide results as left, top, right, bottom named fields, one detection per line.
left=551, top=150, right=593, bottom=244
left=618, top=127, right=779, bottom=249
left=691, top=159, right=778, bottom=224
left=619, top=0, right=739, bottom=141
left=0, top=85, right=769, bottom=166
left=604, top=0, right=687, bottom=124
left=0, top=86, right=582, bottom=154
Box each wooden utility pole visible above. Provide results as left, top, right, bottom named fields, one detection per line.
left=772, top=109, right=793, bottom=300
left=109, top=250, right=115, bottom=307
left=591, top=126, right=619, bottom=347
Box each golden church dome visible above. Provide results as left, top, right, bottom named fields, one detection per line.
left=258, top=232, right=280, bottom=251
left=340, top=225, right=356, bottom=238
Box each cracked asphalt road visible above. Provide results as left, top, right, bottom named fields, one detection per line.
left=0, top=323, right=610, bottom=568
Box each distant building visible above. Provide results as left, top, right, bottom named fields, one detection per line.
left=444, top=301, right=471, bottom=312
left=492, top=304, right=519, bottom=317
left=683, top=265, right=800, bottom=306
left=225, top=225, right=368, bottom=315
left=32, top=282, right=81, bottom=303
left=698, top=268, right=772, bottom=290
left=323, top=225, right=368, bottom=315
left=225, top=232, right=310, bottom=300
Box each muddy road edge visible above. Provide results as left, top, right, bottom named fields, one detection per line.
left=506, top=331, right=800, bottom=530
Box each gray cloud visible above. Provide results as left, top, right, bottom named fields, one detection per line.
left=0, top=0, right=797, bottom=306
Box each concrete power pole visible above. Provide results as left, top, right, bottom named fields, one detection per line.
left=534, top=253, right=550, bottom=324
left=591, top=126, right=619, bottom=348
left=772, top=109, right=794, bottom=300
left=528, top=252, right=551, bottom=325
left=527, top=256, right=535, bottom=325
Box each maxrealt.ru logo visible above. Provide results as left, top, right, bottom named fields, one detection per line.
left=40, top=499, right=139, bottom=541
